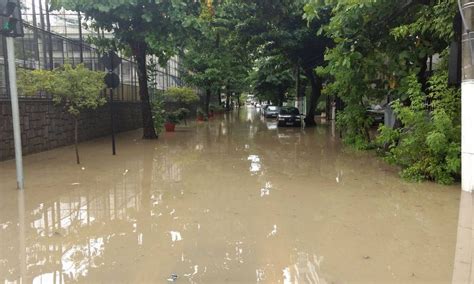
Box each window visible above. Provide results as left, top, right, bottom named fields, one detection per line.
left=280, top=108, right=299, bottom=115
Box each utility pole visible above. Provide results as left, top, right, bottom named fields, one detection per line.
left=1, top=0, right=25, bottom=190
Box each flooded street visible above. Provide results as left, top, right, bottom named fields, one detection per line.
left=0, top=107, right=460, bottom=283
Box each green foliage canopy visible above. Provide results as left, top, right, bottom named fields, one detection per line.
left=51, top=0, right=200, bottom=65
left=163, top=87, right=199, bottom=104
left=305, top=0, right=460, bottom=183
left=249, top=55, right=294, bottom=105
left=18, top=64, right=106, bottom=116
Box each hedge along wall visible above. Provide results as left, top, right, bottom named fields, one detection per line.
left=0, top=99, right=142, bottom=161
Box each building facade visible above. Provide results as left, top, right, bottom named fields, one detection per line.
left=0, top=0, right=183, bottom=101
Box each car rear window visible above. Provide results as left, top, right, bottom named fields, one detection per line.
left=268, top=106, right=279, bottom=111
left=280, top=108, right=300, bottom=115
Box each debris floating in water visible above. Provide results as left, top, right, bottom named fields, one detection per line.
left=267, top=225, right=278, bottom=238
left=167, top=274, right=178, bottom=282
left=170, top=231, right=182, bottom=242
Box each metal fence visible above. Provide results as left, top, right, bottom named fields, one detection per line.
left=0, top=1, right=183, bottom=101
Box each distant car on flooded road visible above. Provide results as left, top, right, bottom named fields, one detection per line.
left=277, top=107, right=302, bottom=127
left=264, top=106, right=280, bottom=118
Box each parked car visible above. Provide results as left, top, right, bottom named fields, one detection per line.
left=264, top=106, right=280, bottom=118
left=366, top=105, right=385, bottom=126
left=277, top=107, right=302, bottom=127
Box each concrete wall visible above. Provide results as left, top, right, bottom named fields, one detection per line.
left=0, top=99, right=142, bottom=161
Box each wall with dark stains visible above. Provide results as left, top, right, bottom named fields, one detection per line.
left=0, top=99, right=142, bottom=161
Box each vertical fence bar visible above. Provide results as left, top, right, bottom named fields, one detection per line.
left=38, top=0, right=47, bottom=69
left=78, top=12, right=83, bottom=63
left=45, top=0, right=53, bottom=69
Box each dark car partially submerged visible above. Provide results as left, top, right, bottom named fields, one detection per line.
left=264, top=106, right=280, bottom=118
left=277, top=107, right=302, bottom=127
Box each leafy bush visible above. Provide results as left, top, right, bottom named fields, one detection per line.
left=196, top=108, right=208, bottom=120
left=163, top=87, right=199, bottom=104
left=209, top=103, right=225, bottom=113
left=152, top=102, right=190, bottom=131
left=376, top=71, right=460, bottom=184
left=164, top=112, right=180, bottom=124
left=152, top=100, right=166, bottom=134
left=176, top=108, right=191, bottom=120
left=153, top=87, right=197, bottom=131
left=164, top=108, right=190, bottom=124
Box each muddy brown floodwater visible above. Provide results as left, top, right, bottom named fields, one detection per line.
left=0, top=107, right=460, bottom=283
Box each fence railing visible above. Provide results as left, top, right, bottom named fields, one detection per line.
left=0, top=22, right=182, bottom=102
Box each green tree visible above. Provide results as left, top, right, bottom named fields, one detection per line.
left=181, top=38, right=222, bottom=115
left=377, top=70, right=460, bottom=184
left=51, top=0, right=200, bottom=139
left=182, top=0, right=252, bottom=114
left=229, top=0, right=331, bottom=125
left=250, top=55, right=294, bottom=106
left=18, top=64, right=106, bottom=164
left=305, top=0, right=460, bottom=183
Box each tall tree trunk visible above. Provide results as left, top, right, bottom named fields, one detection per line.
left=295, top=64, right=301, bottom=97
left=205, top=88, right=211, bottom=115
left=74, top=117, right=80, bottom=164
left=278, top=90, right=284, bottom=107
left=225, top=86, right=230, bottom=110
left=417, top=55, right=428, bottom=94
left=132, top=41, right=157, bottom=139
left=304, top=67, right=322, bottom=127
left=326, top=95, right=331, bottom=119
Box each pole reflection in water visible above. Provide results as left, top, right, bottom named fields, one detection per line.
left=331, top=120, right=336, bottom=140
left=282, top=252, right=325, bottom=284
left=452, top=190, right=474, bottom=283
left=18, top=189, right=26, bottom=283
